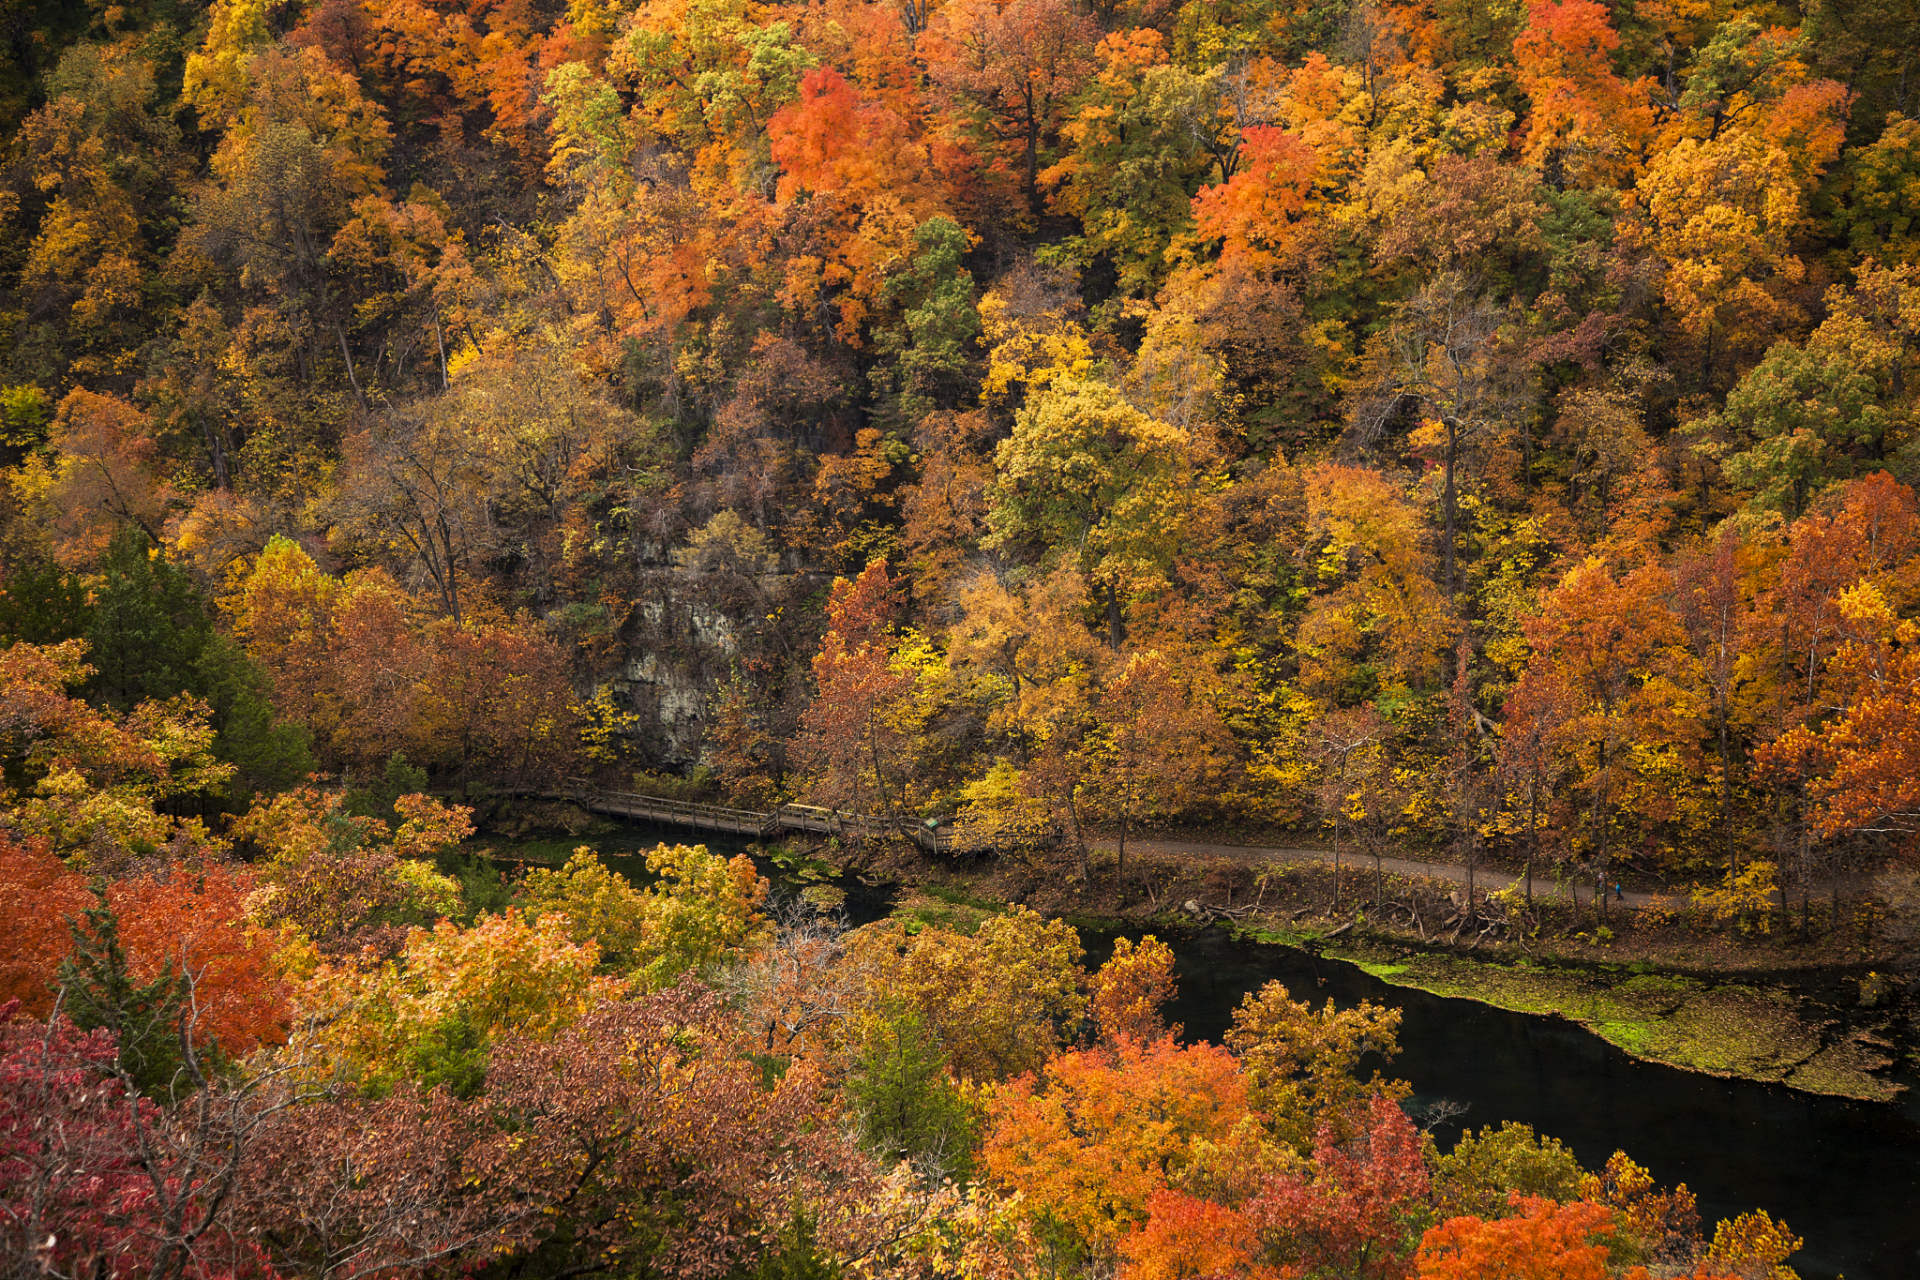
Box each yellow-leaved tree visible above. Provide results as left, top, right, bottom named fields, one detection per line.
left=291, top=909, right=620, bottom=1097
left=1225, top=979, right=1408, bottom=1151
left=0, top=640, right=233, bottom=863
left=234, top=785, right=468, bottom=960
left=844, top=906, right=1086, bottom=1083
left=985, top=377, right=1208, bottom=650
left=519, top=844, right=771, bottom=989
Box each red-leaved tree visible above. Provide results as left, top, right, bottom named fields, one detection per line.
left=1, top=1001, right=284, bottom=1280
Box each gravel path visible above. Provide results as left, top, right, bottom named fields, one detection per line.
left=1087, top=834, right=1664, bottom=909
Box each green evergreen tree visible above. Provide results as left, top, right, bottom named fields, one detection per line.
left=844, top=1004, right=978, bottom=1181
left=83, top=525, right=312, bottom=799
left=873, top=216, right=981, bottom=421
left=195, top=630, right=315, bottom=795
left=86, top=525, right=211, bottom=710
left=346, top=751, right=433, bottom=825
left=0, top=557, right=93, bottom=646
left=56, top=885, right=195, bottom=1097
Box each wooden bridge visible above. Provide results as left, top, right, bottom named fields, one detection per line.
left=553, top=780, right=954, bottom=854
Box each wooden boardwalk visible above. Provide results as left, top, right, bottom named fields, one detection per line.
left=553, top=780, right=953, bottom=854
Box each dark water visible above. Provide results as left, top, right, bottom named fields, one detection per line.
left=502, top=822, right=1920, bottom=1280
left=1145, top=925, right=1920, bottom=1280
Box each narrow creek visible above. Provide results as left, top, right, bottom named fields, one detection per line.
left=487, top=822, right=1920, bottom=1280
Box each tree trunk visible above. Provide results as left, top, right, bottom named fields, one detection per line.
left=1718, top=706, right=1736, bottom=881
left=1525, top=779, right=1539, bottom=907
left=1795, top=819, right=1809, bottom=936
left=1331, top=806, right=1341, bottom=916
left=1063, top=788, right=1089, bottom=883
left=1466, top=835, right=1475, bottom=927
left=1443, top=419, right=1459, bottom=599
left=202, top=416, right=230, bottom=490
left=1522, top=413, right=1534, bottom=491
left=1023, top=114, right=1040, bottom=213
left=1592, top=741, right=1611, bottom=925
left=433, top=516, right=463, bottom=623
left=867, top=714, right=896, bottom=828
left=336, top=324, right=369, bottom=408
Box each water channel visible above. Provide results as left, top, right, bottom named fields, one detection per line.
left=494, top=820, right=1920, bottom=1280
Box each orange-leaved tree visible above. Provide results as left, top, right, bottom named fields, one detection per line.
left=1511, top=0, right=1653, bottom=187
left=921, top=0, right=1099, bottom=214
left=1078, top=651, right=1234, bottom=883
left=793, top=558, right=916, bottom=823
left=1415, top=1195, right=1616, bottom=1279
left=1757, top=582, right=1920, bottom=853
left=0, top=833, right=288, bottom=1052
left=0, top=833, right=95, bottom=1014
left=1190, top=125, right=1319, bottom=277
left=1516, top=558, right=1700, bottom=908
left=1089, top=934, right=1180, bottom=1046
left=984, top=1034, right=1261, bottom=1254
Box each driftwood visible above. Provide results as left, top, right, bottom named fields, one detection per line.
left=1181, top=898, right=1259, bottom=925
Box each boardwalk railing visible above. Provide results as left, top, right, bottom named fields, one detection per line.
left=554, top=780, right=953, bottom=854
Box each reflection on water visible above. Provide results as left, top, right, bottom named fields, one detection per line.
left=499, top=822, right=1919, bottom=1280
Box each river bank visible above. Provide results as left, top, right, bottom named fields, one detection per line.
left=819, top=827, right=1918, bottom=1105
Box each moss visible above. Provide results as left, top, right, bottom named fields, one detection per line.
left=918, top=882, right=1007, bottom=912
left=1355, top=960, right=1408, bottom=979
left=479, top=834, right=588, bottom=864
left=1238, top=922, right=1332, bottom=947
left=1786, top=1037, right=1902, bottom=1102
left=1343, top=949, right=1897, bottom=1102
left=1060, top=912, right=1126, bottom=932
left=1594, top=1018, right=1659, bottom=1057
left=890, top=891, right=995, bottom=936
left=1629, top=992, right=1812, bottom=1079
left=767, top=845, right=838, bottom=883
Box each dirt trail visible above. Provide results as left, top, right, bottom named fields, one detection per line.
left=1087, top=834, right=1663, bottom=909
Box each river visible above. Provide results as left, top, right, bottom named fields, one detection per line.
left=1145, top=923, right=1920, bottom=1280
left=491, top=821, right=1920, bottom=1280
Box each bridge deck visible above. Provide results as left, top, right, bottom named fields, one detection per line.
left=555, top=781, right=952, bottom=853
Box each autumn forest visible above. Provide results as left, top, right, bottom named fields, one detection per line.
left=2, top=0, right=1918, bottom=1272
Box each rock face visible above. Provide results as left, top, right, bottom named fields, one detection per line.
left=606, top=648, right=714, bottom=768
left=587, top=565, right=821, bottom=770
